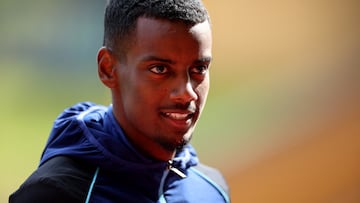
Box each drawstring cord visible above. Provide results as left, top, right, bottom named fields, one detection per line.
left=85, top=167, right=100, bottom=203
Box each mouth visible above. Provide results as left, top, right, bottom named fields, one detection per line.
left=163, top=112, right=194, bottom=120
left=160, top=111, right=196, bottom=130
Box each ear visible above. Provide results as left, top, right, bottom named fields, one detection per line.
left=97, top=47, right=117, bottom=88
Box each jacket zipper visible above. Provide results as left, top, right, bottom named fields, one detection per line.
left=158, top=160, right=187, bottom=202
left=167, top=160, right=186, bottom=178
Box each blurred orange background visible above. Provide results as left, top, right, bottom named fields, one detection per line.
left=203, top=1, right=360, bottom=202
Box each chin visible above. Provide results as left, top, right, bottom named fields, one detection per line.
left=158, top=132, right=193, bottom=152
left=175, top=139, right=190, bottom=150
left=177, top=132, right=193, bottom=148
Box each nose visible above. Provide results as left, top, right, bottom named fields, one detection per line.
left=170, top=76, right=198, bottom=104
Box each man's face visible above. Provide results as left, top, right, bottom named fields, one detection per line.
left=112, top=17, right=212, bottom=154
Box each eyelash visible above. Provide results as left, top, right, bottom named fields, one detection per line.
left=190, top=65, right=208, bottom=75
left=149, top=65, right=168, bottom=74
left=148, top=64, right=209, bottom=75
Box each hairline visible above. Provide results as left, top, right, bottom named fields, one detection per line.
left=109, top=16, right=210, bottom=62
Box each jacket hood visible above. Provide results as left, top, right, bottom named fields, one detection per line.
left=40, top=102, right=199, bottom=172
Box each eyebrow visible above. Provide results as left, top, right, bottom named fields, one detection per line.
left=140, top=55, right=175, bottom=64
left=195, top=56, right=212, bottom=63
left=140, top=55, right=212, bottom=64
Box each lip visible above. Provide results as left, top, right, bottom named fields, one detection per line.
left=160, top=110, right=195, bottom=131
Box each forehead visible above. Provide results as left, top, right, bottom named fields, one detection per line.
left=135, top=17, right=211, bottom=37
left=128, top=17, right=212, bottom=58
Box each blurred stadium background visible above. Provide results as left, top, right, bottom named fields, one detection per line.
left=1, top=0, right=359, bottom=202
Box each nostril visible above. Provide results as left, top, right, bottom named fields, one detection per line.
left=170, top=81, right=198, bottom=104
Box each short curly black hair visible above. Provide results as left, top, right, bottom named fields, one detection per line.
left=103, top=0, right=210, bottom=59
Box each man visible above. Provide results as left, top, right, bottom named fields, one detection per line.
left=10, top=0, right=230, bottom=202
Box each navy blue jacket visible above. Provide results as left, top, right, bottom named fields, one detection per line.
left=10, top=102, right=230, bottom=202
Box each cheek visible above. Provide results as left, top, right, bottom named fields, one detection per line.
left=131, top=83, right=163, bottom=110
left=196, top=80, right=210, bottom=105
left=117, top=73, right=144, bottom=111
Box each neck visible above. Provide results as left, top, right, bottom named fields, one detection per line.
left=127, top=133, right=176, bottom=161
left=111, top=99, right=177, bottom=161
left=111, top=101, right=178, bottom=161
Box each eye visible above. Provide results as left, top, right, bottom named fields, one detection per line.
left=149, top=65, right=169, bottom=74
left=190, top=65, right=209, bottom=75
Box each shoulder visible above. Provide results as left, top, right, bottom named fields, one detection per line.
left=53, top=102, right=104, bottom=125
left=10, top=156, right=96, bottom=203
left=191, top=163, right=230, bottom=196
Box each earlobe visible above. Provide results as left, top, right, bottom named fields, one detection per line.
left=97, top=47, right=117, bottom=88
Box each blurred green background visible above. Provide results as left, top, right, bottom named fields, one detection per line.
left=1, top=0, right=360, bottom=202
